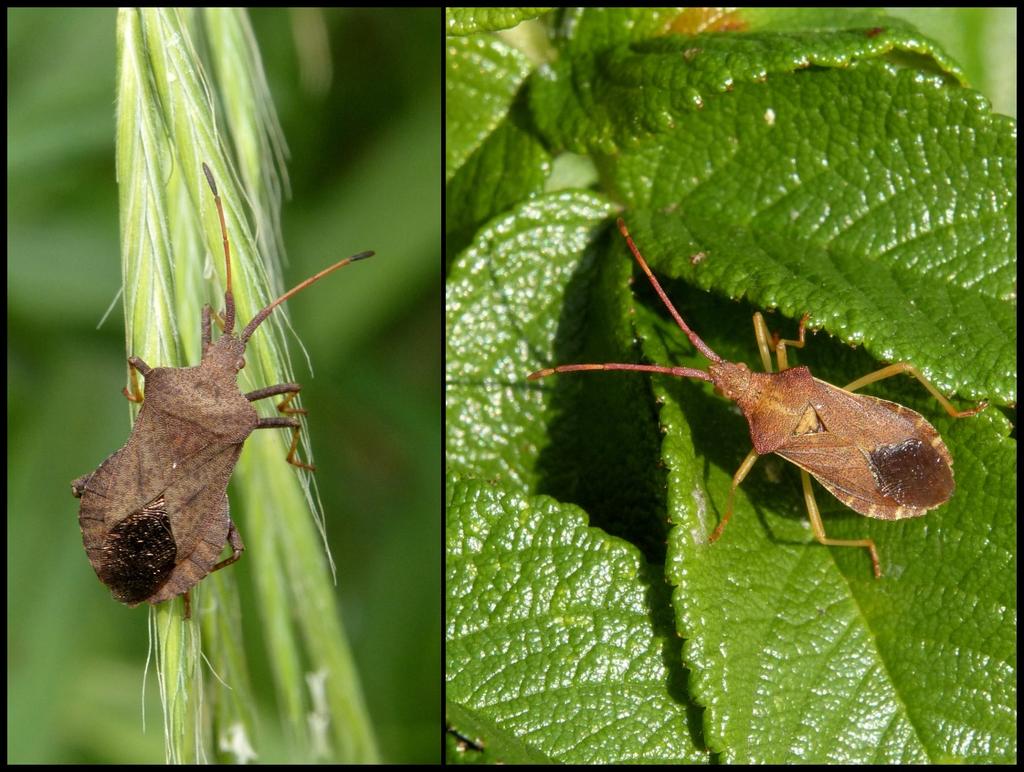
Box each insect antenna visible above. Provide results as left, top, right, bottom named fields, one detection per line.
left=240, top=251, right=375, bottom=343
left=201, top=162, right=374, bottom=344
left=527, top=218, right=718, bottom=382
left=201, top=163, right=236, bottom=335
left=615, top=218, right=721, bottom=363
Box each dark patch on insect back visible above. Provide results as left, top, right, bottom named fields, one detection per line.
left=868, top=437, right=954, bottom=509
left=98, top=496, right=177, bottom=604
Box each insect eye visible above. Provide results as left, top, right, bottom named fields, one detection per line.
left=237, top=357, right=246, bottom=371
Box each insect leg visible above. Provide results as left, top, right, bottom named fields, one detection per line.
left=121, top=356, right=151, bottom=403
left=842, top=363, right=986, bottom=418
left=752, top=312, right=809, bottom=373
left=211, top=519, right=246, bottom=572
left=245, top=383, right=307, bottom=416
left=254, top=416, right=315, bottom=471
left=181, top=521, right=245, bottom=620
left=248, top=384, right=315, bottom=469
left=202, top=305, right=212, bottom=348
left=709, top=448, right=760, bottom=543
left=801, top=470, right=881, bottom=578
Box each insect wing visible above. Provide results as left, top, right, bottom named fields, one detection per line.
left=776, top=384, right=954, bottom=520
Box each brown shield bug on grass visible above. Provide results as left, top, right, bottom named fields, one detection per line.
left=529, top=218, right=986, bottom=577
left=71, top=162, right=372, bottom=616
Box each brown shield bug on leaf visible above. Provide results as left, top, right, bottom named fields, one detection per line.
left=529, top=218, right=986, bottom=577
left=71, top=162, right=372, bottom=616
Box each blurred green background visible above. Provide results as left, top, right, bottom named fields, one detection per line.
left=8, top=7, right=440, bottom=763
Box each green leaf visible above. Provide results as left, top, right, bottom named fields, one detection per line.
left=607, top=61, right=1014, bottom=403
left=446, top=8, right=1016, bottom=763
left=447, top=701, right=554, bottom=764
left=446, top=191, right=618, bottom=492
left=445, top=117, right=551, bottom=263
left=548, top=7, right=688, bottom=54
left=446, top=476, right=707, bottom=763
left=526, top=10, right=1014, bottom=402
left=446, top=35, right=533, bottom=181
left=446, top=7, right=552, bottom=36
left=883, top=8, right=1017, bottom=117
left=531, top=11, right=966, bottom=154
left=602, top=63, right=1011, bottom=403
